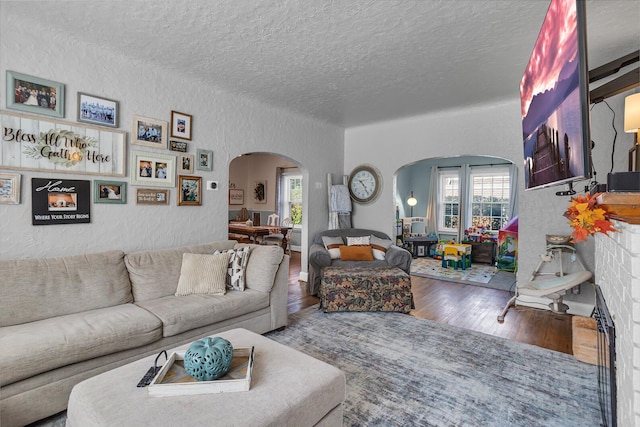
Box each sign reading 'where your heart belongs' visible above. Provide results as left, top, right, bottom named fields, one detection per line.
left=0, top=110, right=126, bottom=176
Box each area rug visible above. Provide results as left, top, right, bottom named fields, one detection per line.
left=411, top=257, right=516, bottom=291
left=265, top=306, right=600, bottom=427
left=32, top=307, right=599, bottom=427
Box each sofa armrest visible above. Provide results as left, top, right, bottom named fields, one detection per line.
left=309, top=243, right=331, bottom=268
left=385, top=245, right=412, bottom=274
left=268, top=254, right=289, bottom=330
left=307, top=244, right=331, bottom=296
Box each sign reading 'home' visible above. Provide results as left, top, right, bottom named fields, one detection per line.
left=31, top=178, right=91, bottom=225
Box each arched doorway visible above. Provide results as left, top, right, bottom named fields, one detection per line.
left=228, top=151, right=306, bottom=267
left=394, top=154, right=517, bottom=249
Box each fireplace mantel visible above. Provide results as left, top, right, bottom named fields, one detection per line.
left=596, top=192, right=640, bottom=224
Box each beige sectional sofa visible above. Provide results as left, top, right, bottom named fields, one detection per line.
left=0, top=240, right=289, bottom=427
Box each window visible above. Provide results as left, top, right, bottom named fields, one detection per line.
left=438, top=170, right=459, bottom=233
left=469, top=168, right=510, bottom=232
left=282, top=174, right=302, bottom=226
left=435, top=165, right=512, bottom=237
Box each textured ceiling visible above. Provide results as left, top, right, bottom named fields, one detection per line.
left=3, top=0, right=639, bottom=127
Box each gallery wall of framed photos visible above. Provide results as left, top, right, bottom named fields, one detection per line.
left=2, top=69, right=217, bottom=228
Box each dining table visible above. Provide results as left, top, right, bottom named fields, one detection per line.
left=228, top=223, right=292, bottom=251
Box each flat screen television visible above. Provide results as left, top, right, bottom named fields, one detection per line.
left=520, top=0, right=591, bottom=191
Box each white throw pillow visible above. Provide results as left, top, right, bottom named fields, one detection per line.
left=347, top=235, right=370, bottom=246
left=214, top=247, right=251, bottom=291
left=175, top=252, right=230, bottom=296
left=370, top=235, right=393, bottom=260
left=322, top=236, right=344, bottom=259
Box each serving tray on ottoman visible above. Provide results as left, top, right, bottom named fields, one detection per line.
left=320, top=266, right=413, bottom=313
left=148, top=347, right=254, bottom=396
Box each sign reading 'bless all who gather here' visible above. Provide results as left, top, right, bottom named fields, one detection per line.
left=0, top=110, right=126, bottom=176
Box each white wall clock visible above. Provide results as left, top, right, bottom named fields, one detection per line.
left=348, top=165, right=381, bottom=204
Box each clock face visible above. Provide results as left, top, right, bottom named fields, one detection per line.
left=348, top=166, right=380, bottom=203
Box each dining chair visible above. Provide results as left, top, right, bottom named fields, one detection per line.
left=262, top=217, right=293, bottom=254
left=267, top=213, right=279, bottom=226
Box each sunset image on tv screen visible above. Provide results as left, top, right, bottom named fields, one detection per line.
left=520, top=0, right=588, bottom=190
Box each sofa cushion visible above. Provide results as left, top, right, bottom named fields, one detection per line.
left=322, top=236, right=344, bottom=259
left=214, top=246, right=251, bottom=291
left=126, top=241, right=236, bottom=302
left=175, top=253, right=229, bottom=296
left=0, top=304, right=162, bottom=385
left=370, top=235, right=393, bottom=260
left=235, top=244, right=284, bottom=293
left=136, top=289, right=270, bottom=337
left=0, top=250, right=133, bottom=327
left=339, top=245, right=374, bottom=261
left=347, top=235, right=370, bottom=246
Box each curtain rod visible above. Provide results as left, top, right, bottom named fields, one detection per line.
left=438, top=163, right=511, bottom=169
left=469, top=163, right=512, bottom=167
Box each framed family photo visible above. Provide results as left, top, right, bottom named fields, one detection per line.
left=94, top=180, right=126, bottom=204
left=178, top=175, right=202, bottom=206
left=178, top=154, right=194, bottom=174
left=130, top=150, right=176, bottom=188
left=6, top=70, right=65, bottom=118
left=132, top=115, right=168, bottom=149
left=0, top=172, right=21, bottom=204
left=170, top=111, right=192, bottom=140
left=77, top=92, right=119, bottom=128
left=196, top=149, right=213, bottom=171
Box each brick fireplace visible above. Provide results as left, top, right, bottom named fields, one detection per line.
left=595, top=220, right=640, bottom=427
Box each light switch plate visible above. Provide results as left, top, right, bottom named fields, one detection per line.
left=206, top=181, right=218, bottom=191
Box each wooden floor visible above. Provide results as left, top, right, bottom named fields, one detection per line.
left=287, top=251, right=573, bottom=355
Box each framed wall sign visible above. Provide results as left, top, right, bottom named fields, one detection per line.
left=196, top=149, right=213, bottom=171
left=94, top=180, right=126, bottom=204
left=132, top=115, right=168, bottom=149
left=170, top=111, right=192, bottom=141
left=229, top=188, right=244, bottom=205
left=6, top=71, right=65, bottom=118
left=0, top=172, right=21, bottom=204
left=0, top=110, right=126, bottom=176
left=169, top=140, right=188, bottom=152
left=130, top=150, right=176, bottom=188
left=178, top=175, right=202, bottom=206
left=31, top=178, right=91, bottom=225
left=136, top=188, right=169, bottom=205
left=77, top=92, right=119, bottom=128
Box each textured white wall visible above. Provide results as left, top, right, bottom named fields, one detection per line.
left=344, top=93, right=634, bottom=286
left=0, top=11, right=344, bottom=266
left=595, top=223, right=640, bottom=427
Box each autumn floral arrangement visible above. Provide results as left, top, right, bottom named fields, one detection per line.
left=564, top=193, right=617, bottom=242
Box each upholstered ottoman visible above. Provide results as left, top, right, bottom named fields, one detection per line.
left=320, top=266, right=413, bottom=313
left=67, top=328, right=345, bottom=426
